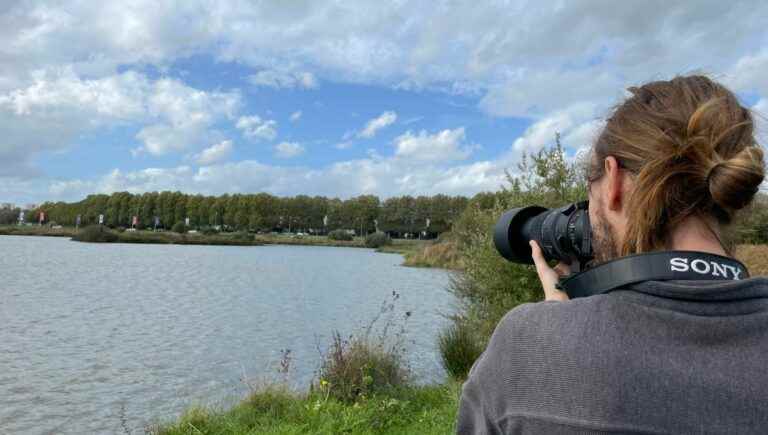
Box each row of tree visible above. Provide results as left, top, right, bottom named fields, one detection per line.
left=0, top=205, right=29, bottom=225
left=30, top=192, right=471, bottom=237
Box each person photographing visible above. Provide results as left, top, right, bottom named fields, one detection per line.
left=457, top=75, right=767, bottom=434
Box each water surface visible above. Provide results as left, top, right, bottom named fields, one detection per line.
left=0, top=236, right=454, bottom=434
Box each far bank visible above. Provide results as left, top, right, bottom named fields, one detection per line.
left=0, top=225, right=462, bottom=270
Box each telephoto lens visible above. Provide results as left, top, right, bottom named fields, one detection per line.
left=493, top=201, right=593, bottom=267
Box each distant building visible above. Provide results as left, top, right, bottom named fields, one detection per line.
left=24, top=203, right=37, bottom=210
left=0, top=203, right=14, bottom=210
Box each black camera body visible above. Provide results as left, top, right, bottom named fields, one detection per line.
left=494, top=201, right=593, bottom=270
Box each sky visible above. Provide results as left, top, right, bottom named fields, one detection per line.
left=1, top=0, right=768, bottom=205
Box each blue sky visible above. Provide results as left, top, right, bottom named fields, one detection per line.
left=1, top=1, right=767, bottom=204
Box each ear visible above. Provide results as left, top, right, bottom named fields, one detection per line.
left=604, top=156, right=624, bottom=211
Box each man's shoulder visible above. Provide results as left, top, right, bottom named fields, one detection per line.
left=497, top=294, right=614, bottom=338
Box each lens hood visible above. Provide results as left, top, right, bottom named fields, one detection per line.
left=493, top=206, right=547, bottom=264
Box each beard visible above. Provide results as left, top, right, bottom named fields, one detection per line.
left=591, top=203, right=620, bottom=265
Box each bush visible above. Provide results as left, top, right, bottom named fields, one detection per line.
left=201, top=227, right=218, bottom=236
left=438, top=319, right=484, bottom=380
left=171, top=221, right=186, bottom=233
left=443, top=138, right=587, bottom=349
left=328, top=229, right=353, bottom=241
left=318, top=332, right=407, bottom=403
left=365, top=232, right=391, bottom=248
left=72, top=225, right=119, bottom=243
left=230, top=231, right=253, bottom=242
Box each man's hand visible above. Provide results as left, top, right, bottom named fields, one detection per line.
left=529, top=240, right=571, bottom=301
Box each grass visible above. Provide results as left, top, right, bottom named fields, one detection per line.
left=735, top=244, right=768, bottom=276
left=438, top=320, right=484, bottom=381
left=255, top=233, right=365, bottom=248
left=149, top=383, right=460, bottom=435
left=402, top=240, right=463, bottom=270
left=0, top=224, right=75, bottom=237
left=374, top=239, right=465, bottom=270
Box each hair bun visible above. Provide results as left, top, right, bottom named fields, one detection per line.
left=707, top=146, right=765, bottom=211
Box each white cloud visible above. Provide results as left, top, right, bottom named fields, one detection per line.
left=3, top=1, right=767, bottom=102
left=359, top=111, right=397, bottom=138
left=0, top=68, right=148, bottom=119
left=726, top=51, right=768, bottom=96
left=248, top=70, right=318, bottom=89
left=193, top=140, right=233, bottom=165
left=511, top=103, right=599, bottom=153
left=0, top=67, right=243, bottom=174
left=236, top=115, right=278, bottom=141
left=335, top=142, right=353, bottom=150
left=752, top=99, right=768, bottom=145
left=133, top=78, right=240, bottom=156
left=44, top=155, right=508, bottom=202
left=394, top=128, right=473, bottom=161
left=290, top=110, right=302, bottom=122
left=274, top=141, right=305, bottom=158
left=0, top=69, right=150, bottom=175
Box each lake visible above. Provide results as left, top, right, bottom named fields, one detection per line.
left=0, top=236, right=455, bottom=434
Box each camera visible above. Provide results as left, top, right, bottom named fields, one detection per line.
left=493, top=201, right=593, bottom=269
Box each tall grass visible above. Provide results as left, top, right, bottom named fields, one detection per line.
left=150, top=383, right=460, bottom=435
left=317, top=332, right=408, bottom=403
left=736, top=244, right=768, bottom=276
left=71, top=225, right=119, bottom=243
left=438, top=319, right=484, bottom=381
left=403, top=240, right=463, bottom=270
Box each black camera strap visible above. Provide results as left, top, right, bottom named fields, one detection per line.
left=557, top=251, right=750, bottom=299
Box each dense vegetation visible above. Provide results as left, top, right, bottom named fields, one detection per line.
left=365, top=232, right=392, bottom=248
left=71, top=225, right=119, bottom=243
left=437, top=138, right=588, bottom=379
left=28, top=193, right=469, bottom=237
left=151, top=383, right=460, bottom=435
left=328, top=229, right=354, bottom=241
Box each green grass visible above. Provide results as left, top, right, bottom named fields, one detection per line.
left=0, top=225, right=75, bottom=237
left=150, top=383, right=460, bottom=435
left=375, top=239, right=425, bottom=256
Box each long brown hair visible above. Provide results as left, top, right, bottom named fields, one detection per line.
left=590, top=75, right=765, bottom=255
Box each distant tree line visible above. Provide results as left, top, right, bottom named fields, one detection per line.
left=0, top=205, right=30, bottom=225
left=30, top=192, right=471, bottom=237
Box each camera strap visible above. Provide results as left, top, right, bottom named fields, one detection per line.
left=557, top=251, right=750, bottom=299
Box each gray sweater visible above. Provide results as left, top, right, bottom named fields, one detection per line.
left=457, top=277, right=768, bottom=434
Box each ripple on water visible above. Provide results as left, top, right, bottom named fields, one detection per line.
left=0, top=237, right=455, bottom=434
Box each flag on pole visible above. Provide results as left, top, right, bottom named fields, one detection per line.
left=323, top=215, right=328, bottom=226
left=132, top=216, right=138, bottom=227
left=185, top=217, right=190, bottom=226
left=19, top=211, right=25, bottom=224
left=98, top=214, right=104, bottom=225
left=426, top=218, right=431, bottom=228
left=39, top=211, right=45, bottom=224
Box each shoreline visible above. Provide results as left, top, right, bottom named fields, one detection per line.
left=0, top=225, right=459, bottom=269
